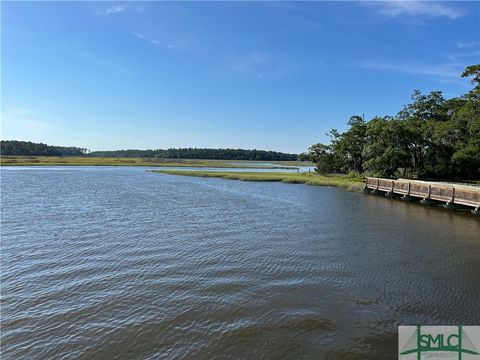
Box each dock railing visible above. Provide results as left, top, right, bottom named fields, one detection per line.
left=365, top=177, right=480, bottom=211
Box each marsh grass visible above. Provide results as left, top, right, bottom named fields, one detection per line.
left=152, top=170, right=365, bottom=191
left=0, top=156, right=296, bottom=169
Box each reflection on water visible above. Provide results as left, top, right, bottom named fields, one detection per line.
left=1, top=167, right=479, bottom=359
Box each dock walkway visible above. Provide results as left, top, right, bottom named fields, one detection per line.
left=365, top=177, right=480, bottom=213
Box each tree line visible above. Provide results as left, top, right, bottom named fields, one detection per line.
left=0, top=141, right=298, bottom=161
left=89, top=148, right=298, bottom=161
left=300, top=65, right=480, bottom=180
left=0, top=141, right=88, bottom=156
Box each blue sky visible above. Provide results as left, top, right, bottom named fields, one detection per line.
left=1, top=1, right=479, bottom=153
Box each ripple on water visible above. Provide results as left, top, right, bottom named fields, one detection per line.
left=1, top=167, right=480, bottom=359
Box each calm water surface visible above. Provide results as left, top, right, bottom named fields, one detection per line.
left=1, top=167, right=479, bottom=359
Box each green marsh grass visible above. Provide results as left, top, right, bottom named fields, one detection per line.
left=152, top=170, right=365, bottom=191
left=0, top=156, right=299, bottom=169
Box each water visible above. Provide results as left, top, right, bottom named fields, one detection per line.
left=226, top=162, right=295, bottom=167
left=1, top=167, right=479, bottom=359
left=226, top=162, right=316, bottom=172
left=2, top=165, right=310, bottom=173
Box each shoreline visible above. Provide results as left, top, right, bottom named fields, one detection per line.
left=0, top=156, right=307, bottom=169
left=153, top=170, right=480, bottom=214
left=151, top=170, right=365, bottom=192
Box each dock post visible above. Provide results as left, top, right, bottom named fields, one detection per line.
left=402, top=182, right=412, bottom=201
left=421, top=185, right=432, bottom=205
left=444, top=188, right=456, bottom=210
left=371, top=178, right=379, bottom=195
left=385, top=180, right=394, bottom=198
left=363, top=178, right=369, bottom=192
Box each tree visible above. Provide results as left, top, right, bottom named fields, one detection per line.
left=462, top=64, right=480, bottom=94
left=326, top=116, right=367, bottom=173
left=301, top=143, right=335, bottom=174
left=303, top=64, right=480, bottom=180
left=362, top=117, right=411, bottom=177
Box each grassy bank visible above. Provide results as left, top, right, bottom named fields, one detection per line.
left=0, top=156, right=307, bottom=168
left=152, top=170, right=365, bottom=191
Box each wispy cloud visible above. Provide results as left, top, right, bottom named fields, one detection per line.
left=97, top=3, right=145, bottom=16
left=129, top=32, right=177, bottom=50
left=363, top=1, right=466, bottom=20
left=130, top=32, right=160, bottom=46
left=457, top=41, right=479, bottom=49
left=106, top=4, right=127, bottom=15
left=78, top=52, right=132, bottom=77
left=448, top=41, right=480, bottom=61
left=448, top=50, right=480, bottom=62
left=360, top=60, right=468, bottom=84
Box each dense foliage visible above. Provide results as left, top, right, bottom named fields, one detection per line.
left=90, top=148, right=298, bottom=161
left=301, top=65, right=480, bottom=180
left=0, top=141, right=88, bottom=156
left=0, top=141, right=298, bottom=161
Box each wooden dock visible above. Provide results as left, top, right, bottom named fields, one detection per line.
left=365, top=177, right=480, bottom=213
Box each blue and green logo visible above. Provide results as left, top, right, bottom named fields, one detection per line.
left=400, top=325, right=479, bottom=359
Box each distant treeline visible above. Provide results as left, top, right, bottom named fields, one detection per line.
left=90, top=148, right=298, bottom=161
left=0, top=141, right=298, bottom=161
left=0, top=141, right=88, bottom=156
left=301, top=65, right=480, bottom=180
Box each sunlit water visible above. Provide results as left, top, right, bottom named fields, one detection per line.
left=1, top=167, right=479, bottom=359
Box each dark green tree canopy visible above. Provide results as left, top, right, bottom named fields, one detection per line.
left=0, top=141, right=88, bottom=156
left=1, top=141, right=298, bottom=161
left=301, top=65, right=480, bottom=180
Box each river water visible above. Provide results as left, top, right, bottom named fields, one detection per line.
left=1, top=167, right=479, bottom=359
